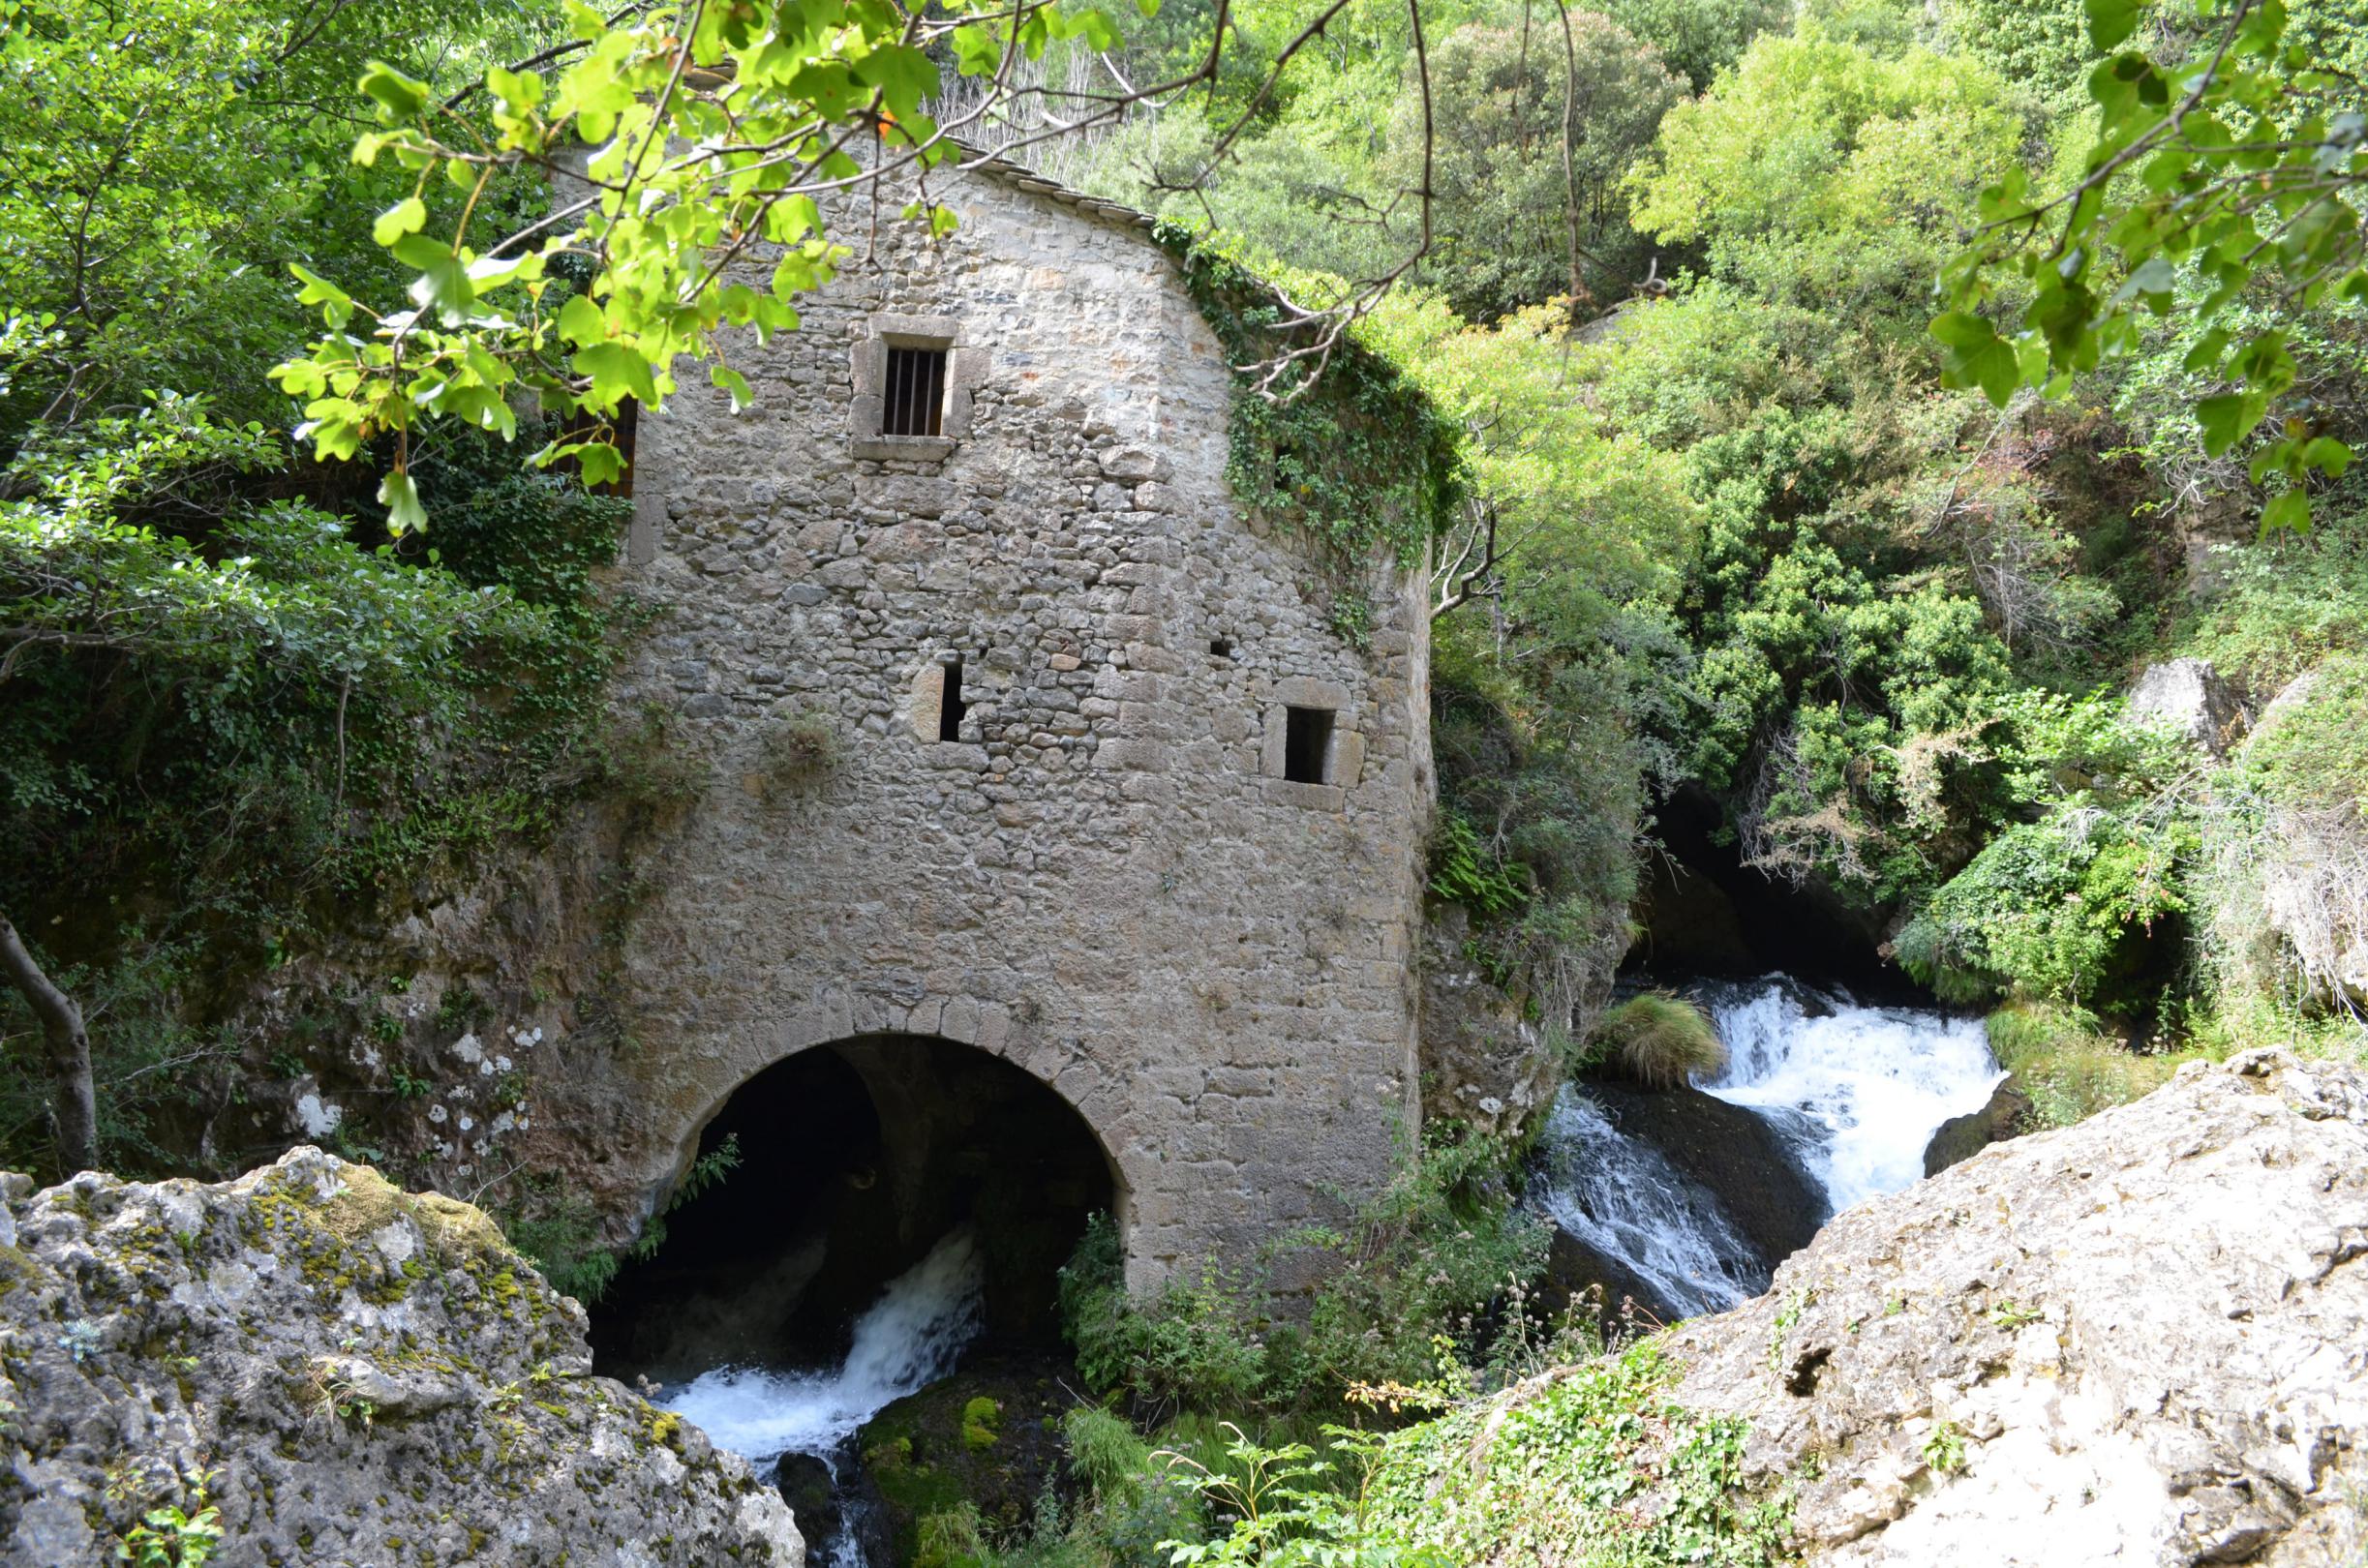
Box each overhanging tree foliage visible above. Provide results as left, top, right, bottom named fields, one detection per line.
left=267, top=0, right=1474, bottom=528
left=1936, top=0, right=2365, bottom=530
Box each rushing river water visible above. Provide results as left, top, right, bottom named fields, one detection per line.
left=1535, top=974, right=2005, bottom=1316
left=658, top=1229, right=987, bottom=1565
left=1534, top=1091, right=1771, bottom=1318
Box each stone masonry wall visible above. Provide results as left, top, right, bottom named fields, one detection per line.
left=525, top=163, right=1436, bottom=1286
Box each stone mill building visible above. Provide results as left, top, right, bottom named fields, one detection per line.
left=507, top=156, right=1446, bottom=1295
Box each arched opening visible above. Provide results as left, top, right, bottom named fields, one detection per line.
left=590, top=1035, right=1117, bottom=1562
left=592, top=1033, right=1118, bottom=1381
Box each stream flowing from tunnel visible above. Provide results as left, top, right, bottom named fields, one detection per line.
left=656, top=1228, right=987, bottom=1566
left=1535, top=974, right=2005, bottom=1317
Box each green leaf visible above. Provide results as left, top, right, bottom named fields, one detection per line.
left=2260, top=489, right=2311, bottom=534
left=559, top=293, right=608, bottom=347
left=948, top=24, right=1003, bottom=76
left=408, top=255, right=475, bottom=324
left=288, top=263, right=355, bottom=328
left=390, top=233, right=452, bottom=271
left=572, top=341, right=657, bottom=407
left=1928, top=311, right=1997, bottom=349
left=2083, top=0, right=2139, bottom=48
left=853, top=43, right=937, bottom=118
left=379, top=468, right=429, bottom=533
left=711, top=363, right=754, bottom=412
left=2196, top=393, right=2264, bottom=457
left=2181, top=328, right=2231, bottom=375
left=2114, top=256, right=2176, bottom=307
left=373, top=196, right=428, bottom=247
left=2301, top=437, right=2353, bottom=478
left=488, top=66, right=544, bottom=110
left=358, top=60, right=429, bottom=121
left=575, top=441, right=625, bottom=488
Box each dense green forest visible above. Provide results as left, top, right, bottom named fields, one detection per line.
left=3, top=0, right=2365, bottom=1557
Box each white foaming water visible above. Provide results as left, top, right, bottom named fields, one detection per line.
left=1532, top=973, right=2004, bottom=1319
left=1696, top=976, right=2005, bottom=1212
left=1535, top=1088, right=1768, bottom=1317
left=660, top=1228, right=986, bottom=1472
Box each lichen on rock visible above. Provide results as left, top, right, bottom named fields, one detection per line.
left=0, top=1146, right=803, bottom=1567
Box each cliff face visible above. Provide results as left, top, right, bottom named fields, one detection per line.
left=1661, top=1048, right=2368, bottom=1566
left=0, top=1148, right=802, bottom=1568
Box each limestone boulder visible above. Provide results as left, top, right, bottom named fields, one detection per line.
left=2127, top=656, right=2245, bottom=754
left=1655, top=1050, right=2368, bottom=1566
left=0, top=1147, right=803, bottom=1568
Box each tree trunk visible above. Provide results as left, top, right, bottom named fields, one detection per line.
left=0, top=913, right=97, bottom=1174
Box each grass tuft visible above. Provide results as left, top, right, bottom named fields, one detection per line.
left=1599, top=993, right=1726, bottom=1089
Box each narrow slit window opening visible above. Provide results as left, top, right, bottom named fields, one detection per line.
left=1283, top=706, right=1334, bottom=785
left=938, top=655, right=967, bottom=742
left=884, top=347, right=949, bottom=437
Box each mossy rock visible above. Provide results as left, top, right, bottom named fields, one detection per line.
left=854, top=1352, right=1078, bottom=1561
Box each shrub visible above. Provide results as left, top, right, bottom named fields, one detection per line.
left=1286, top=1129, right=1551, bottom=1401
left=1985, top=1002, right=2194, bottom=1130
left=1597, top=993, right=1726, bottom=1088
left=1893, top=805, right=2192, bottom=1010
left=1061, top=1405, right=1154, bottom=1501
left=1059, top=1131, right=1550, bottom=1416
left=913, top=1505, right=988, bottom=1568
left=1058, top=1215, right=1268, bottom=1416
left=756, top=707, right=839, bottom=791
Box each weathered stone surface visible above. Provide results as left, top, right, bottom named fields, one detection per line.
left=2127, top=656, right=2245, bottom=755
left=0, top=1149, right=803, bottom=1568
left=1920, top=1077, right=2030, bottom=1176
left=2215, top=668, right=2368, bottom=1009
left=1658, top=1050, right=2368, bottom=1567
left=357, top=158, right=1441, bottom=1290
left=1418, top=907, right=1559, bottom=1138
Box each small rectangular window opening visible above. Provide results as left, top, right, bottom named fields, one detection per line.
left=938, top=656, right=967, bottom=742
left=1283, top=706, right=1334, bottom=785
left=884, top=347, right=948, bottom=437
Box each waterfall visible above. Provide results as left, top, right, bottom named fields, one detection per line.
left=658, top=1226, right=987, bottom=1472
left=1694, top=976, right=2005, bottom=1212
left=1533, top=974, right=2004, bottom=1317
left=1534, top=1089, right=1770, bottom=1317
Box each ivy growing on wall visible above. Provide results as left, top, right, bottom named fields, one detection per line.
left=1156, top=222, right=1466, bottom=620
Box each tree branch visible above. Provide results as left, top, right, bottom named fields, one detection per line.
left=0, top=913, right=97, bottom=1175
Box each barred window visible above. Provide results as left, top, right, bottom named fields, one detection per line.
left=882, top=347, right=948, bottom=437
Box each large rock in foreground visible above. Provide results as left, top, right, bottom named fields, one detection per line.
left=0, top=1148, right=803, bottom=1568
left=1666, top=1049, right=2367, bottom=1565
